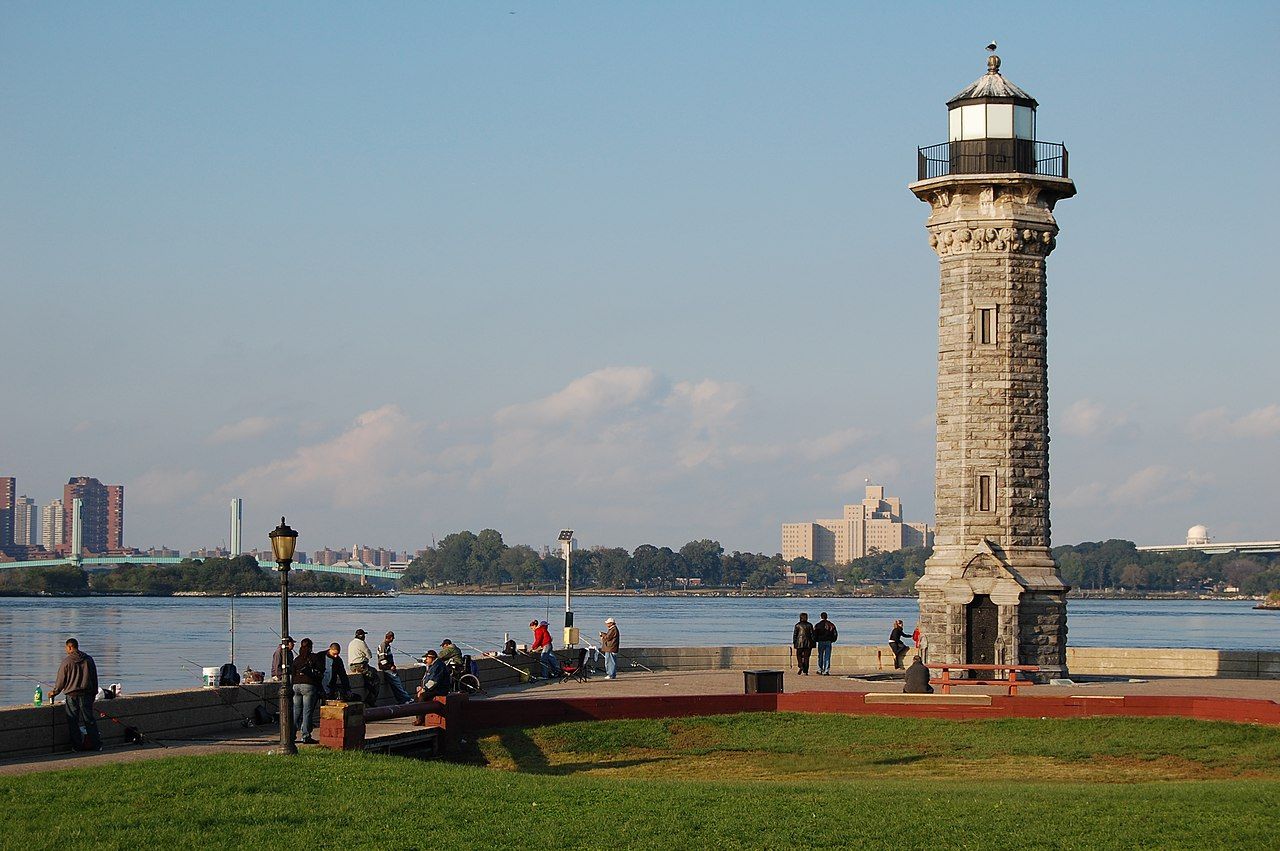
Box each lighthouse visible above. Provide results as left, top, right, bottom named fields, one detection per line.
left=909, top=50, right=1075, bottom=678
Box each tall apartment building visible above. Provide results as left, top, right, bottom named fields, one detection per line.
left=42, top=499, right=65, bottom=551
left=13, top=496, right=38, bottom=546
left=61, top=477, right=125, bottom=554
left=0, top=477, right=13, bottom=550
left=782, top=484, right=934, bottom=566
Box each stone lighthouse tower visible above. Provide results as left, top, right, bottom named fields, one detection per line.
left=909, top=50, right=1074, bottom=679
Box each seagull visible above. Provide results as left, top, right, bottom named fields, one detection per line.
left=986, top=41, right=997, bottom=52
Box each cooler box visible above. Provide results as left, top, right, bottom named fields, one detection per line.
left=744, top=670, right=784, bottom=694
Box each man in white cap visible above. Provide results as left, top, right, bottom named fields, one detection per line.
left=599, top=617, right=620, bottom=680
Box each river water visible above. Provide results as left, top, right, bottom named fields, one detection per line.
left=2, top=595, right=1275, bottom=707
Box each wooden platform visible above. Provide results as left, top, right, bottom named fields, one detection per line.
left=362, top=717, right=441, bottom=756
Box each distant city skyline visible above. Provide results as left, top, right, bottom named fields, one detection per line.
left=3, top=5, right=1277, bottom=553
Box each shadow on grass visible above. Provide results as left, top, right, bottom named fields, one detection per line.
left=450, top=726, right=678, bottom=776
left=869, top=753, right=929, bottom=766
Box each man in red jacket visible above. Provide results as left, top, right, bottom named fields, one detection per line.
left=529, top=620, right=562, bottom=680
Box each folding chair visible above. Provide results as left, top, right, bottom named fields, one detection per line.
left=559, top=648, right=592, bottom=684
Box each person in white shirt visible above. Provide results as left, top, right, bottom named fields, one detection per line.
left=346, top=628, right=380, bottom=705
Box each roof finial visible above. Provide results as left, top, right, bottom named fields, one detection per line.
left=986, top=41, right=1000, bottom=74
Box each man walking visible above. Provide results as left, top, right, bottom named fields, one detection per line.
left=792, top=613, right=816, bottom=676
left=347, top=629, right=380, bottom=706
left=813, top=612, right=838, bottom=675
left=377, top=631, right=414, bottom=704
left=599, top=617, right=620, bottom=679
left=50, top=638, right=101, bottom=752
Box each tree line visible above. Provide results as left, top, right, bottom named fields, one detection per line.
left=401, top=530, right=1280, bottom=595
left=401, top=530, right=928, bottom=592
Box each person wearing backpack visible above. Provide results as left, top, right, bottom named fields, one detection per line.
left=792, top=612, right=816, bottom=675
left=813, top=612, right=838, bottom=676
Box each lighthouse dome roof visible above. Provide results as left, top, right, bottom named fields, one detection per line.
left=948, top=54, right=1038, bottom=107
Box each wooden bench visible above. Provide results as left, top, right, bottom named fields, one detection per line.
left=926, top=663, right=1040, bottom=696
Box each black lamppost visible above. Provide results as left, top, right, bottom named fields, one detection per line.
left=270, top=517, right=299, bottom=755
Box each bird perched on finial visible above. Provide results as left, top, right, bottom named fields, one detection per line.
left=986, top=40, right=997, bottom=52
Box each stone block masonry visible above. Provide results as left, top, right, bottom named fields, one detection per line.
left=910, top=174, right=1076, bottom=679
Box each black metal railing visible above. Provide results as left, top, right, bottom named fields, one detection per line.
left=917, top=140, right=1068, bottom=180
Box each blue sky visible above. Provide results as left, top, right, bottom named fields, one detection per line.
left=3, top=2, right=1278, bottom=554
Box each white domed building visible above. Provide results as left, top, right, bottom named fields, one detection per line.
left=1186, top=525, right=1211, bottom=546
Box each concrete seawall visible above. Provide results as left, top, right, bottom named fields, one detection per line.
left=4, top=645, right=1278, bottom=758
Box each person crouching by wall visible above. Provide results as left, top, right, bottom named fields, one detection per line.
left=291, top=638, right=322, bottom=744
left=321, top=642, right=352, bottom=702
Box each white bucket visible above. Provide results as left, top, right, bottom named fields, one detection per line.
left=203, top=666, right=220, bottom=687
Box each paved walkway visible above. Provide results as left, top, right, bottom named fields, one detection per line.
left=4, top=668, right=1278, bottom=777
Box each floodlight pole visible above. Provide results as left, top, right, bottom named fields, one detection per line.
left=563, top=538, right=572, bottom=617
left=558, top=529, right=575, bottom=647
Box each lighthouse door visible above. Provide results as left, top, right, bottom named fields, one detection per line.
left=966, top=595, right=998, bottom=667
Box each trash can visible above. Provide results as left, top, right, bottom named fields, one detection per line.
left=744, top=669, right=784, bottom=694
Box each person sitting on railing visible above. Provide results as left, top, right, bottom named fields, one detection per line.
left=415, top=650, right=451, bottom=700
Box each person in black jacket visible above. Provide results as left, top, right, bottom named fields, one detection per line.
left=792, top=613, right=816, bottom=675
left=813, top=612, right=838, bottom=676
left=320, top=642, right=352, bottom=701
left=291, top=638, right=323, bottom=744
left=903, top=656, right=934, bottom=693
left=889, top=619, right=909, bottom=669
left=415, top=650, right=452, bottom=700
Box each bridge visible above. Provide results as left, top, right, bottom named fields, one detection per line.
left=0, top=554, right=404, bottom=580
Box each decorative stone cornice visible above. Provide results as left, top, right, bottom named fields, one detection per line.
left=927, top=224, right=1057, bottom=257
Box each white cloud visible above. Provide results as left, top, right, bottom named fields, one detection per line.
left=1057, top=399, right=1134, bottom=439
left=211, top=367, right=928, bottom=549
left=227, top=405, right=430, bottom=508
left=495, top=366, right=663, bottom=426
left=1059, top=464, right=1210, bottom=509
left=1190, top=404, right=1280, bottom=439
left=208, top=416, right=283, bottom=444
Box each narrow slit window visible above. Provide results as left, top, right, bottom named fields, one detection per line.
left=978, top=475, right=994, bottom=512
left=978, top=307, right=996, bottom=345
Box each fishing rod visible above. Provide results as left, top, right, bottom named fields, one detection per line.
left=455, top=640, right=534, bottom=680
left=21, top=673, right=164, bottom=749
left=577, top=635, right=655, bottom=673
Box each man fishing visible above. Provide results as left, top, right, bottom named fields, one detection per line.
left=49, top=638, right=102, bottom=752
left=529, top=620, right=561, bottom=680
left=377, top=631, right=414, bottom=704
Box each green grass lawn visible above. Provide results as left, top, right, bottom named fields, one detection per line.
left=4, top=714, right=1279, bottom=850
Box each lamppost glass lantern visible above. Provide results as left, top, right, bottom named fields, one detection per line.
left=946, top=52, right=1038, bottom=174
left=269, top=517, right=298, bottom=566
